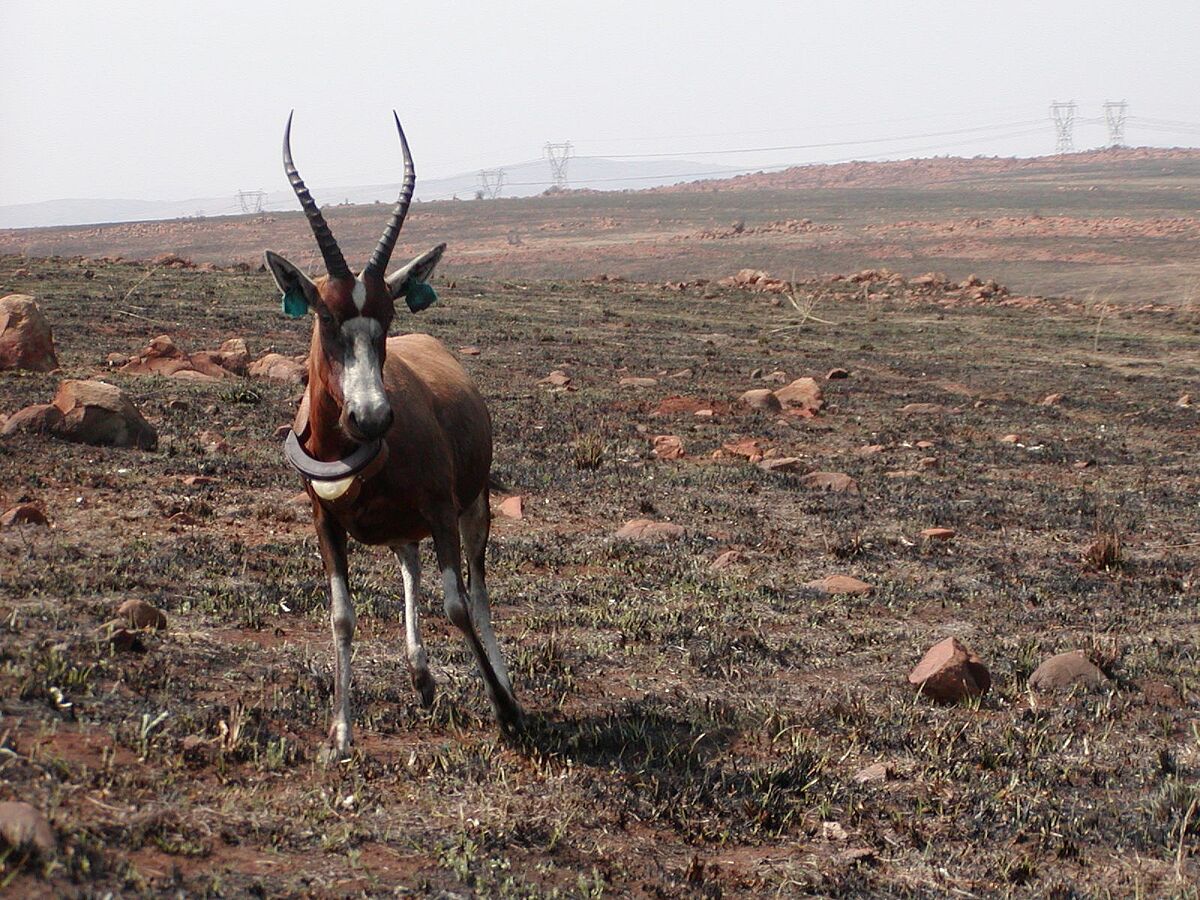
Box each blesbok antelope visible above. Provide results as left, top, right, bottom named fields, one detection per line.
left=264, top=112, right=522, bottom=754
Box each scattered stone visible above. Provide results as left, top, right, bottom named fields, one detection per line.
left=710, top=549, right=745, bottom=571
left=496, top=495, right=523, bottom=519
left=1177, top=393, right=1192, bottom=408
left=1, top=504, right=48, bottom=528
left=0, top=801, right=55, bottom=856
left=920, top=527, right=956, bottom=542
left=774, top=377, right=824, bottom=414
left=619, top=376, right=658, bottom=388
left=917, top=456, right=939, bottom=470
left=273, top=424, right=290, bottom=439
left=738, top=388, right=783, bottom=412
left=615, top=518, right=685, bottom=542
left=248, top=353, right=306, bottom=384
left=669, top=368, right=693, bottom=379
left=182, top=475, right=217, bottom=486
left=97, top=620, right=145, bottom=652
left=821, top=821, right=849, bottom=842
left=458, top=345, right=481, bottom=356
left=1040, top=393, right=1065, bottom=407
left=884, top=469, right=921, bottom=479
left=915, top=440, right=935, bottom=449
left=826, top=368, right=850, bottom=380
left=856, top=444, right=886, bottom=456
left=835, top=847, right=877, bottom=867
left=899, top=403, right=949, bottom=415
left=694, top=408, right=714, bottom=418
left=539, top=370, right=571, bottom=387
left=652, top=435, right=685, bottom=460
left=908, top=637, right=991, bottom=703
left=999, top=433, right=1021, bottom=443
left=723, top=438, right=765, bottom=461
left=0, top=294, right=58, bottom=371
left=1, top=403, right=64, bottom=437
left=761, top=370, right=789, bottom=385
left=800, top=471, right=859, bottom=493
left=51, top=380, right=158, bottom=449
left=805, top=574, right=873, bottom=596
left=117, top=598, right=167, bottom=630
left=1028, top=650, right=1108, bottom=692
left=758, top=456, right=804, bottom=473
left=1136, top=678, right=1182, bottom=707
left=853, top=762, right=890, bottom=784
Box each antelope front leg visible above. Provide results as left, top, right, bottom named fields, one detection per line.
left=315, top=509, right=355, bottom=755
left=393, top=542, right=435, bottom=707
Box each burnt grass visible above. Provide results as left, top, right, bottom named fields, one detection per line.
left=1, top=254, right=1198, bottom=897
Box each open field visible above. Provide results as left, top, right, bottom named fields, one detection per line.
left=1, top=248, right=1198, bottom=895
left=4, top=149, right=1200, bottom=309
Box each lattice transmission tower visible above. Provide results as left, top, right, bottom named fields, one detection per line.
left=1049, top=102, right=1077, bottom=154
left=236, top=189, right=268, bottom=214
left=477, top=168, right=506, bottom=199
left=544, top=142, right=573, bottom=189
left=1103, top=100, right=1128, bottom=147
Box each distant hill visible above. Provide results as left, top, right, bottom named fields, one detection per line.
left=0, top=157, right=741, bottom=229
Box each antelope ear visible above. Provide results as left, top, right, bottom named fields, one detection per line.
left=386, top=243, right=445, bottom=312
left=264, top=250, right=321, bottom=318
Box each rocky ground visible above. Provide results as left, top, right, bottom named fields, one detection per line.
left=0, top=254, right=1197, bottom=896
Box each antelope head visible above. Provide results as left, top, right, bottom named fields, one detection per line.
left=265, top=112, right=445, bottom=443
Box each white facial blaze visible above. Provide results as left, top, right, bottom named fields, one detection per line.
left=351, top=279, right=367, bottom=312
left=340, top=317, right=388, bottom=425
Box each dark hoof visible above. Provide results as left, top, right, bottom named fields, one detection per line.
left=496, top=697, right=527, bottom=738
left=413, top=670, right=436, bottom=708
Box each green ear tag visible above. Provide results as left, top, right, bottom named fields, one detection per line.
left=405, top=280, right=438, bottom=313
left=282, top=286, right=308, bottom=319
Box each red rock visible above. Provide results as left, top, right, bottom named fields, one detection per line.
left=1028, top=651, right=1108, bottom=691
left=738, top=388, right=782, bottom=412
left=117, top=598, right=167, bottom=630
left=0, top=801, right=55, bottom=855
left=1, top=504, right=48, bottom=528
left=856, top=444, right=886, bottom=456
left=98, top=620, right=145, bottom=652
left=652, top=435, right=685, bottom=460
left=908, top=637, right=991, bottom=703
left=761, top=370, right=789, bottom=385
left=615, top=518, right=685, bottom=541
left=915, top=440, right=935, bottom=449
left=1136, top=678, right=1182, bottom=707
left=805, top=575, right=873, bottom=596
left=248, top=353, right=306, bottom=384
left=496, top=495, right=523, bottom=519
left=920, top=527, right=956, bottom=541
left=51, top=380, right=157, bottom=449
left=999, top=433, right=1021, bottom=443
left=826, top=368, right=849, bottom=380
left=539, top=370, right=571, bottom=387
left=1177, top=394, right=1192, bottom=408
left=900, top=403, right=949, bottom=415
left=710, top=549, right=745, bottom=570
left=182, top=475, right=217, bottom=486
left=1, top=403, right=63, bottom=436
left=0, top=295, right=58, bottom=372
left=694, top=408, right=714, bottom=418
left=918, top=456, right=939, bottom=469
left=774, top=377, right=824, bottom=413
left=1040, top=393, right=1065, bottom=406
left=723, top=438, right=765, bottom=460
left=758, top=456, right=804, bottom=473
left=853, top=763, right=890, bottom=784
left=800, top=471, right=859, bottom=493
left=458, top=345, right=481, bottom=356
left=619, top=376, right=658, bottom=388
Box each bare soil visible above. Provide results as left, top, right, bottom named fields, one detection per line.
left=1, top=154, right=1199, bottom=896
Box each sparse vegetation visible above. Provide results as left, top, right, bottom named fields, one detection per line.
left=1, top=178, right=1198, bottom=895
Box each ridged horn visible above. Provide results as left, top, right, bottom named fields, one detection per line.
left=364, top=111, right=416, bottom=276
left=283, top=111, right=352, bottom=281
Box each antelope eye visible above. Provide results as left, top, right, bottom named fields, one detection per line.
left=318, top=310, right=335, bottom=327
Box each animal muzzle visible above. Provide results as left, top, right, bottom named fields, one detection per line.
left=340, top=319, right=392, bottom=441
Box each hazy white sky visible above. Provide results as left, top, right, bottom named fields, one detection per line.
left=3, top=0, right=1199, bottom=206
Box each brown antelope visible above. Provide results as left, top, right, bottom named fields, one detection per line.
left=264, top=112, right=521, bottom=754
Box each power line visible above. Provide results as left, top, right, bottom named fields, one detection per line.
left=476, top=168, right=505, bottom=199
left=572, top=119, right=1046, bottom=160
